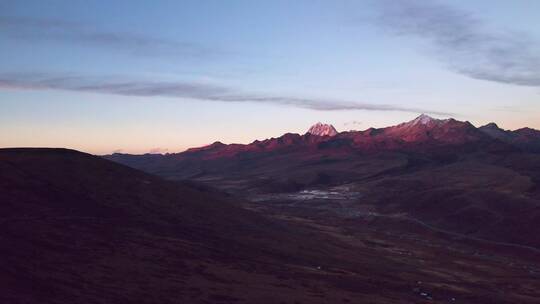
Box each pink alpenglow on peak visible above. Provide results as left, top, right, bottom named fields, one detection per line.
left=406, top=114, right=449, bottom=126
left=307, top=122, right=338, bottom=136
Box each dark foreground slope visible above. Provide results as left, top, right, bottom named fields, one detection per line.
left=2, top=148, right=540, bottom=303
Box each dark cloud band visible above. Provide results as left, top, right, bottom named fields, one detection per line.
left=0, top=72, right=450, bottom=115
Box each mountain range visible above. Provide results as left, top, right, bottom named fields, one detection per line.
left=3, top=115, right=540, bottom=303
left=110, top=115, right=540, bottom=161
left=106, top=114, right=540, bottom=249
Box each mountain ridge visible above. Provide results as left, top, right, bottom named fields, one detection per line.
left=144, top=115, right=535, bottom=157
left=479, top=122, right=540, bottom=152
left=108, top=115, right=539, bottom=157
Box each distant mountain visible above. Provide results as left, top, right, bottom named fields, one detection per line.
left=340, top=114, right=491, bottom=150
left=112, top=115, right=503, bottom=162
left=478, top=123, right=513, bottom=141
left=480, top=122, right=540, bottom=152
left=306, top=122, right=338, bottom=136
left=107, top=115, right=540, bottom=166
left=105, top=114, right=519, bottom=180
left=105, top=115, right=540, bottom=250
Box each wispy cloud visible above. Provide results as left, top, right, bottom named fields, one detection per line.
left=343, top=120, right=362, bottom=127
left=375, top=0, right=540, bottom=86
left=149, top=147, right=169, bottom=154
left=0, top=72, right=451, bottom=115
left=0, top=16, right=220, bottom=58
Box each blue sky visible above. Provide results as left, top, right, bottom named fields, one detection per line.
left=1, top=0, right=539, bottom=154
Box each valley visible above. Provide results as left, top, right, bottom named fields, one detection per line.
left=3, top=115, right=540, bottom=303
left=4, top=2, right=540, bottom=303
left=108, top=115, right=540, bottom=249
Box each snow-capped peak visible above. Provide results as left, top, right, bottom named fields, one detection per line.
left=307, top=122, right=338, bottom=136
left=413, top=114, right=436, bottom=125
left=407, top=114, right=449, bottom=126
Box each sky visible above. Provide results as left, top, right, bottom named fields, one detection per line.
left=1, top=0, right=540, bottom=154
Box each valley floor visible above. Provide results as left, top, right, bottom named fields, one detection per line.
left=242, top=191, right=540, bottom=303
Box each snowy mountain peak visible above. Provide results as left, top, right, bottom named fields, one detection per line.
left=307, top=122, right=338, bottom=136
left=405, top=114, right=449, bottom=127
left=413, top=114, right=436, bottom=125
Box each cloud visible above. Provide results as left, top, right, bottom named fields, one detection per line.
left=0, top=16, right=219, bottom=58
left=375, top=0, right=540, bottom=86
left=0, top=72, right=451, bottom=115
left=149, top=147, right=168, bottom=154
left=343, top=120, right=362, bottom=127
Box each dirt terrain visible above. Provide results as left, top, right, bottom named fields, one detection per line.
left=2, top=148, right=540, bottom=303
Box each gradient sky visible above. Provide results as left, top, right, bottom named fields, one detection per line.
left=1, top=0, right=540, bottom=154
